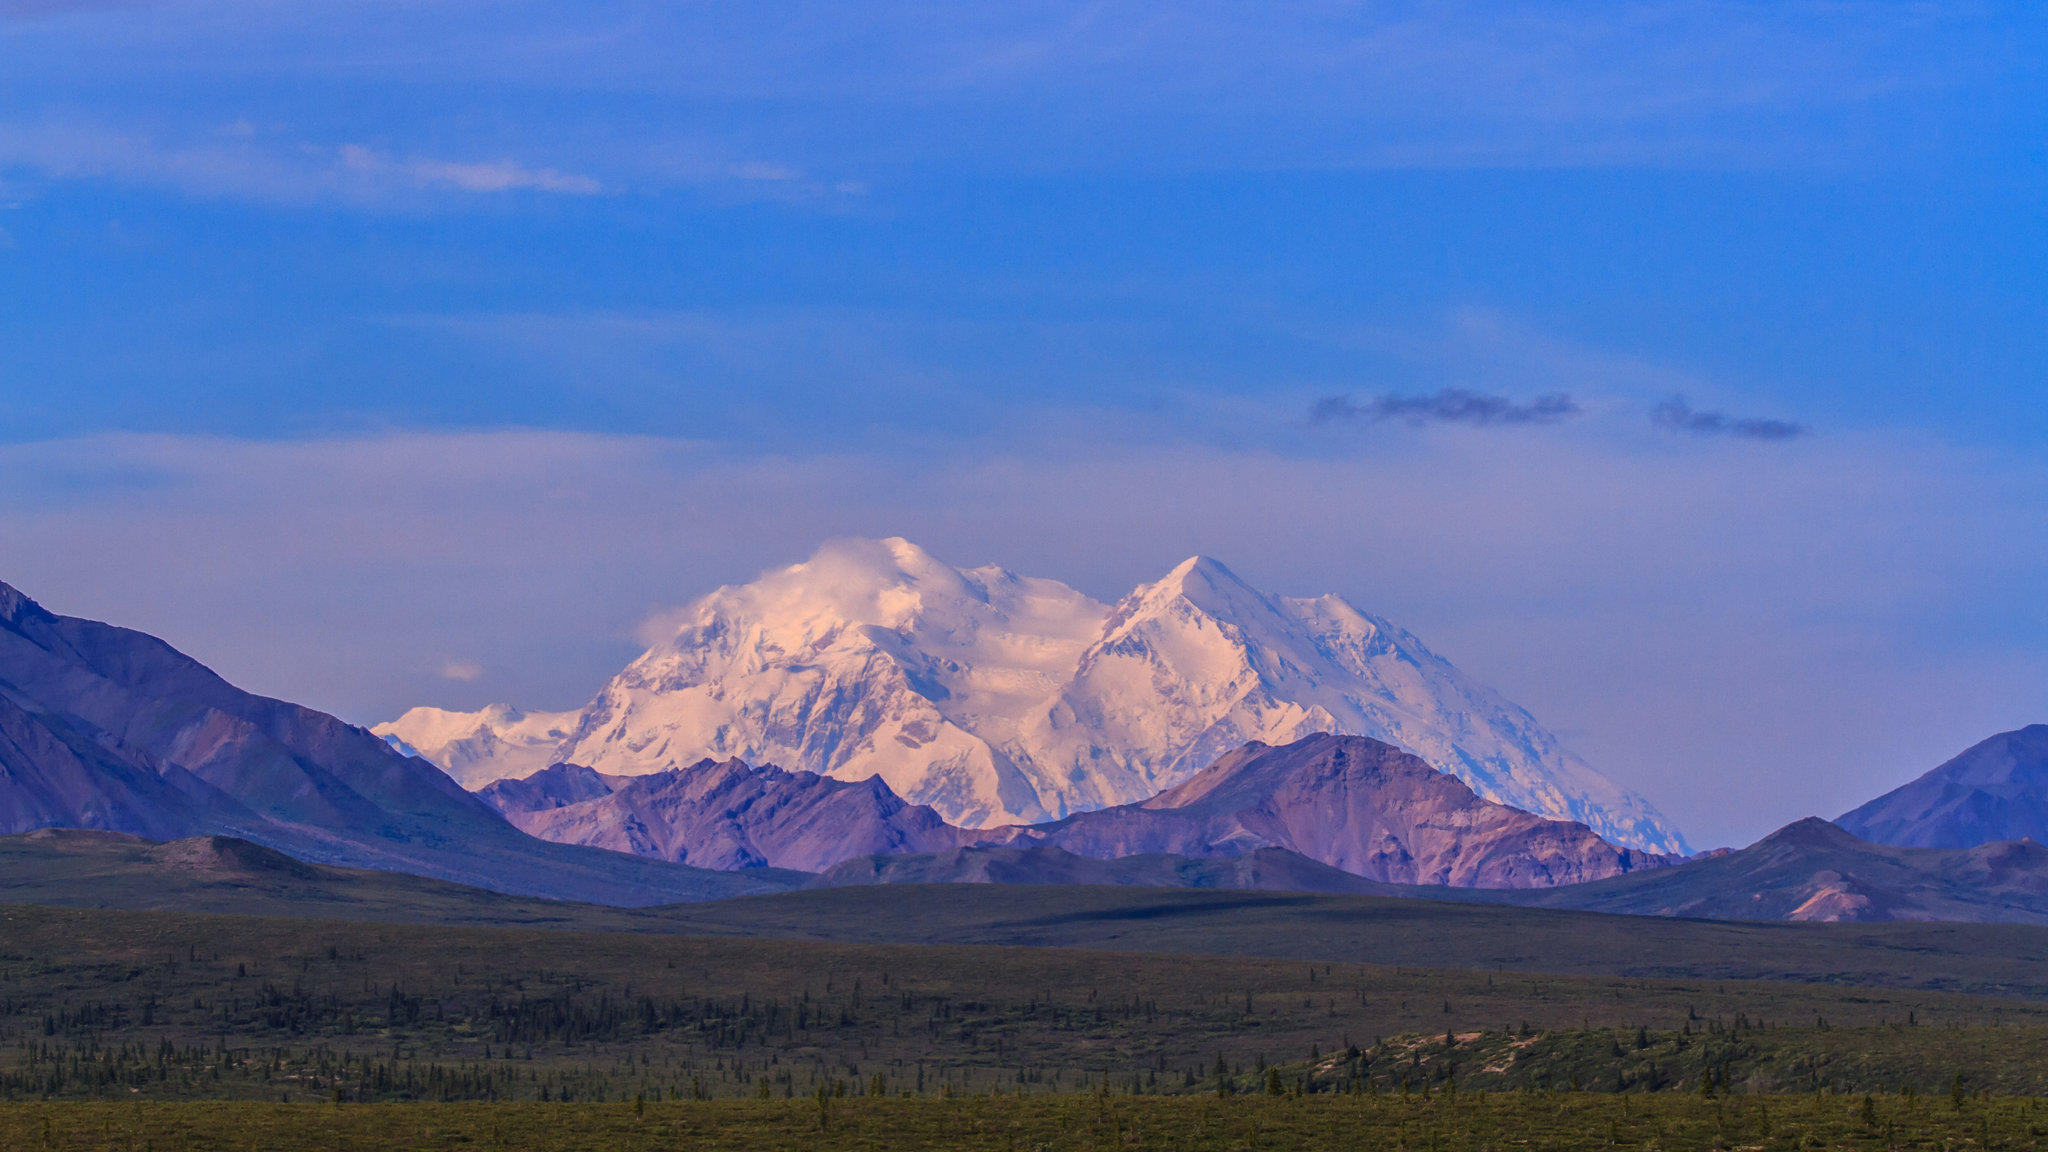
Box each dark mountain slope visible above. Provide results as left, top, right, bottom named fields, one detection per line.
left=0, top=689, right=262, bottom=840
left=1517, top=817, right=2048, bottom=923
left=0, top=580, right=482, bottom=831
left=0, top=579, right=800, bottom=904
left=1838, top=726, right=2048, bottom=849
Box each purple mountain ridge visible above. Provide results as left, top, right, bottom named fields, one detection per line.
left=478, top=758, right=997, bottom=872
left=1836, top=725, right=2048, bottom=850
left=479, top=732, right=1674, bottom=887
left=0, top=577, right=797, bottom=905
left=1016, top=733, right=1678, bottom=888
left=474, top=762, right=626, bottom=814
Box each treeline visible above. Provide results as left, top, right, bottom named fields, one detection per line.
left=0, top=965, right=1239, bottom=1103
left=7, top=970, right=1193, bottom=1054
left=12, top=1019, right=2048, bottom=1104
left=0, top=1034, right=1105, bottom=1103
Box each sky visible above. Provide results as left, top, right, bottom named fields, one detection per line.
left=2, top=1, right=2045, bottom=848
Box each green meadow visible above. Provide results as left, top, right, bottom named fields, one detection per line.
left=9, top=1092, right=2048, bottom=1152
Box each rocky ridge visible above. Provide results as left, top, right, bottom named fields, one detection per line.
left=1019, top=733, right=1678, bottom=888
left=478, top=757, right=989, bottom=872
left=481, top=733, right=1674, bottom=887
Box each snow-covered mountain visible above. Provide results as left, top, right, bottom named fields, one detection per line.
left=375, top=704, right=579, bottom=786
left=377, top=538, right=1689, bottom=853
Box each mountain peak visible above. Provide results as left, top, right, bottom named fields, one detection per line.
left=672, top=536, right=1012, bottom=646
left=0, top=579, right=44, bottom=627
left=1154, top=554, right=1255, bottom=595
left=1117, top=554, right=1283, bottom=633
left=1837, top=724, right=2048, bottom=850
left=383, top=540, right=1688, bottom=852
left=1756, top=817, right=1864, bottom=852
left=811, top=536, right=946, bottom=583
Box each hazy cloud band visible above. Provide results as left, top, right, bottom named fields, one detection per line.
left=1310, top=390, right=1581, bottom=428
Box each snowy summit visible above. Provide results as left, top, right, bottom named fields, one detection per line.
left=378, top=538, right=1688, bottom=854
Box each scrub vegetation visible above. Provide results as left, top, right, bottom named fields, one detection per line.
left=3, top=904, right=2048, bottom=1107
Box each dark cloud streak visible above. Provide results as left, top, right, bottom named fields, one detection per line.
left=1310, top=389, right=1580, bottom=428
left=1652, top=397, right=1808, bottom=440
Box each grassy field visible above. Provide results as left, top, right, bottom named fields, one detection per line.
left=10, top=1093, right=2048, bottom=1151
left=5, top=904, right=2048, bottom=1105
left=11, top=902, right=2048, bottom=1149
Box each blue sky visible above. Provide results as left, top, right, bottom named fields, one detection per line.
left=3, top=1, right=2045, bottom=845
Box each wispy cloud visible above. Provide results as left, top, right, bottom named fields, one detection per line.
left=437, top=659, right=484, bottom=682
left=1652, top=397, right=1809, bottom=440
left=0, top=118, right=874, bottom=209
left=6, top=2, right=1995, bottom=185
left=1309, top=389, right=1581, bottom=428
left=336, top=145, right=601, bottom=196
left=0, top=123, right=604, bottom=206
left=642, top=149, right=868, bottom=203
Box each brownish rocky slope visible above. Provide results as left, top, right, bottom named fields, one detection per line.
left=1019, top=733, right=1677, bottom=888
left=478, top=758, right=996, bottom=871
